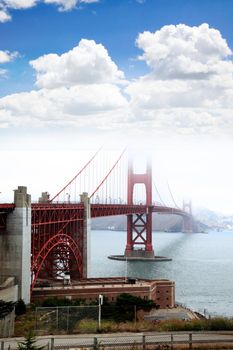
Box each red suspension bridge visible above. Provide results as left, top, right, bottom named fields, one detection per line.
left=0, top=149, right=192, bottom=295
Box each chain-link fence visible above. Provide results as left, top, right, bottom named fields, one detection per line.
left=2, top=333, right=233, bottom=350
left=34, top=304, right=148, bottom=335
left=35, top=306, right=99, bottom=334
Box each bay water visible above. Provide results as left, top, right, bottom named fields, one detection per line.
left=90, top=230, right=233, bottom=317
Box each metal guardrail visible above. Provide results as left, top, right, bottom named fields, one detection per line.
left=2, top=333, right=233, bottom=350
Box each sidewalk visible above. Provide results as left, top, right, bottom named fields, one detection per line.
left=145, top=306, right=199, bottom=321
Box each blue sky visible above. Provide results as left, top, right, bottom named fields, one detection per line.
left=1, top=0, right=233, bottom=95
left=0, top=0, right=233, bottom=214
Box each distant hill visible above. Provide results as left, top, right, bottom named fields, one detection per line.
left=91, top=213, right=207, bottom=232
left=194, top=208, right=233, bottom=231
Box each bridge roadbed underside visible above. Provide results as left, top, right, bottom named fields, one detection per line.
left=108, top=255, right=172, bottom=261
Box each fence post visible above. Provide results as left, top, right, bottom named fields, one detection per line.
left=56, top=307, right=58, bottom=331
left=93, top=337, right=98, bottom=350
left=50, top=338, right=54, bottom=350
left=189, top=333, right=192, bottom=350
left=142, top=335, right=145, bottom=350
left=171, top=334, right=173, bottom=350
left=66, top=307, right=69, bottom=333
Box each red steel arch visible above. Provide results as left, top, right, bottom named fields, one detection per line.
left=31, top=233, right=82, bottom=290
left=31, top=204, right=84, bottom=290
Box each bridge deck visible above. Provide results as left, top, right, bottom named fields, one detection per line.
left=31, top=203, right=189, bottom=218
left=0, top=203, right=188, bottom=229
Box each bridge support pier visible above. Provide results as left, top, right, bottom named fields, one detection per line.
left=182, top=201, right=193, bottom=233
left=80, top=192, right=91, bottom=278
left=182, top=217, right=193, bottom=233
left=0, top=186, right=31, bottom=303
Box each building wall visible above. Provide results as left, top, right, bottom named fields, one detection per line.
left=32, top=278, right=175, bottom=309
left=155, top=280, right=175, bottom=309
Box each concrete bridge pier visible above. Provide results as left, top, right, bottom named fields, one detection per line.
left=80, top=192, right=91, bottom=278
left=182, top=201, right=193, bottom=233
left=0, top=186, right=31, bottom=304
left=182, top=216, right=193, bottom=233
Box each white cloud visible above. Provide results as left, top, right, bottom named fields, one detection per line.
left=124, top=23, right=233, bottom=135
left=0, top=0, right=98, bottom=22
left=43, top=0, right=79, bottom=11
left=136, top=23, right=232, bottom=79
left=44, top=0, right=98, bottom=11
left=0, top=50, right=18, bottom=77
left=30, top=39, right=124, bottom=88
left=0, top=84, right=128, bottom=128
left=2, top=0, right=37, bottom=9
left=0, top=24, right=233, bottom=137
left=0, top=50, right=17, bottom=63
left=0, top=9, right=11, bottom=22
left=0, top=40, right=128, bottom=128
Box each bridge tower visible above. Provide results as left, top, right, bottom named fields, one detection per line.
left=125, top=159, right=155, bottom=258
left=182, top=201, right=193, bottom=233
left=0, top=186, right=31, bottom=304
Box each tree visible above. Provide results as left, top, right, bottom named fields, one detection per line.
left=17, top=333, right=44, bottom=350
left=15, top=299, right=26, bottom=316
left=102, top=293, right=157, bottom=322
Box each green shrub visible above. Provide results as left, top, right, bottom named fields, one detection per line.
left=207, top=317, right=233, bottom=331
left=15, top=299, right=26, bottom=316
left=102, top=293, right=156, bottom=322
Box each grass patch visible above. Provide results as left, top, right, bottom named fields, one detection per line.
left=74, top=318, right=98, bottom=333
left=14, top=311, right=36, bottom=337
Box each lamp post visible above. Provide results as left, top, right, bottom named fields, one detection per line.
left=98, top=294, right=103, bottom=331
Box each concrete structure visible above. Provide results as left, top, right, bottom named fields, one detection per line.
left=80, top=192, right=91, bottom=278
left=0, top=186, right=31, bottom=304
left=32, top=277, right=175, bottom=309
left=0, top=277, right=18, bottom=302
left=38, top=191, right=50, bottom=203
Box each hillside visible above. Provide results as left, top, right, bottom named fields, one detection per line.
left=91, top=213, right=206, bottom=232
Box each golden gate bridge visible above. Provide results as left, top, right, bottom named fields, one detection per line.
left=0, top=148, right=192, bottom=300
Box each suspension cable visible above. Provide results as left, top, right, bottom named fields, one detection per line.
left=90, top=148, right=127, bottom=199
left=50, top=148, right=102, bottom=202
left=167, top=181, right=180, bottom=209
left=153, top=180, right=166, bottom=206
